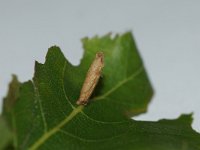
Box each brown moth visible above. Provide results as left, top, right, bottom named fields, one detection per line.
left=76, top=52, right=104, bottom=105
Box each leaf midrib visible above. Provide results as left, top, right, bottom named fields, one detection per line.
left=28, top=105, right=84, bottom=150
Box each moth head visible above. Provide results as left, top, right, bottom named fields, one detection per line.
left=96, top=52, right=104, bottom=63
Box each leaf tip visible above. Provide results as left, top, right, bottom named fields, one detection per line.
left=2, top=74, right=20, bottom=114
left=177, top=113, right=194, bottom=125
left=46, top=45, right=62, bottom=57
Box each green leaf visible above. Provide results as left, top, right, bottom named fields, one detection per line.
left=0, top=117, right=12, bottom=150
left=2, top=75, right=20, bottom=123
left=2, top=75, right=20, bottom=149
left=2, top=32, right=200, bottom=150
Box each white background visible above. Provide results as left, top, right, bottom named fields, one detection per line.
left=0, top=1, right=199, bottom=132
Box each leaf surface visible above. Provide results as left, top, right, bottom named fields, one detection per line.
left=0, top=117, right=12, bottom=150
left=2, top=32, right=200, bottom=150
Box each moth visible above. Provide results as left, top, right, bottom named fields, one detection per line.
left=76, top=52, right=104, bottom=105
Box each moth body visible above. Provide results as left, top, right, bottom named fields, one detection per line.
left=76, top=52, right=104, bottom=105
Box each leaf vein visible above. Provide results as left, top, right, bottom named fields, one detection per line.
left=93, top=66, right=144, bottom=101
left=62, top=61, right=75, bottom=109
left=33, top=82, right=48, bottom=133
left=59, top=128, right=130, bottom=143
left=80, top=111, right=129, bottom=124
